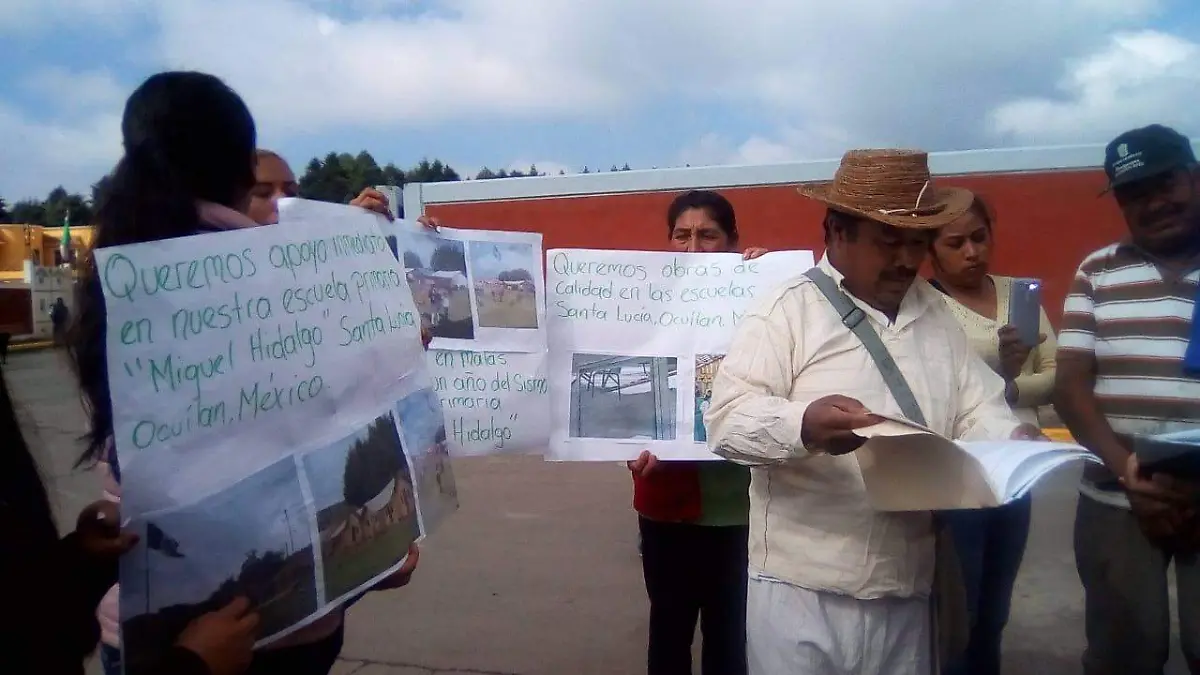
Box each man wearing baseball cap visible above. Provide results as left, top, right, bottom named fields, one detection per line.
left=1056, top=124, right=1200, bottom=674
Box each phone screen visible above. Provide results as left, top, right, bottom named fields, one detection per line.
left=1008, top=279, right=1042, bottom=347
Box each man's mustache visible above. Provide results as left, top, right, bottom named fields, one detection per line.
left=880, top=269, right=917, bottom=283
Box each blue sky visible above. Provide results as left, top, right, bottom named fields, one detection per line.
left=2, top=0, right=1198, bottom=202
left=122, top=456, right=313, bottom=612
left=467, top=241, right=537, bottom=281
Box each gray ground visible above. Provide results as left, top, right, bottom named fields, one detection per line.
left=10, top=349, right=1186, bottom=675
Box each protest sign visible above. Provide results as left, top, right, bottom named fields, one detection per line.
left=545, top=249, right=814, bottom=461
left=101, top=200, right=458, bottom=649
left=377, top=218, right=549, bottom=455
left=427, top=348, right=548, bottom=456
left=382, top=220, right=546, bottom=353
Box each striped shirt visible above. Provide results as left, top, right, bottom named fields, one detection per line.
left=1058, top=242, right=1200, bottom=509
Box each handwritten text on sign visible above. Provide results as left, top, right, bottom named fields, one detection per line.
left=98, top=220, right=425, bottom=466
left=427, top=349, right=548, bottom=455
left=548, top=249, right=813, bottom=332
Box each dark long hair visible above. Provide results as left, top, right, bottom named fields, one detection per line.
left=69, top=71, right=257, bottom=465
left=0, top=365, right=58, bottom=547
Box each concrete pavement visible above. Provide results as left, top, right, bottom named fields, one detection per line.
left=9, top=348, right=1188, bottom=675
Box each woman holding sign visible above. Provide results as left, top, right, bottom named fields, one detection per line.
left=927, top=194, right=1056, bottom=675
left=628, top=189, right=766, bottom=675
left=72, top=71, right=422, bottom=675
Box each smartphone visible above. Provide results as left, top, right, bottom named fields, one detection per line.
left=1008, top=278, right=1042, bottom=347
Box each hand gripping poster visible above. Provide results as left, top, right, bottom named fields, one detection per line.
left=545, top=249, right=815, bottom=461
left=99, top=199, right=458, bottom=653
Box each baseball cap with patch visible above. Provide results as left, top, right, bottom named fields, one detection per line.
left=1104, top=124, right=1196, bottom=191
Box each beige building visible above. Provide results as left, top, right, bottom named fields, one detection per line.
left=0, top=224, right=94, bottom=338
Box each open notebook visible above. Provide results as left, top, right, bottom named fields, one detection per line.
left=852, top=416, right=1100, bottom=511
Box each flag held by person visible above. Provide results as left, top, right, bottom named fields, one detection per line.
left=146, top=522, right=184, bottom=558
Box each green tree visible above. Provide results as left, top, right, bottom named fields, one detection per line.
left=299, top=152, right=353, bottom=203
left=381, top=163, right=405, bottom=187
left=430, top=243, right=466, bottom=272
left=41, top=186, right=93, bottom=227
left=10, top=200, right=46, bottom=225
left=402, top=250, right=423, bottom=269
left=342, top=416, right=403, bottom=509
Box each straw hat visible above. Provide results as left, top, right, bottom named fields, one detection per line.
left=796, top=149, right=974, bottom=229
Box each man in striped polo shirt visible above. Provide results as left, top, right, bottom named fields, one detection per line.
left=1056, top=124, right=1200, bottom=675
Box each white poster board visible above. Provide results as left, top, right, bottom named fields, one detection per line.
left=545, top=249, right=814, bottom=461
left=427, top=349, right=549, bottom=456
left=102, top=200, right=457, bottom=651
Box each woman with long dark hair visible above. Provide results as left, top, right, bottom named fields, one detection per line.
left=75, top=71, right=418, bottom=675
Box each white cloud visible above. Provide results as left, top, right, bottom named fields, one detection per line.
left=989, top=30, right=1200, bottom=145
left=2, top=0, right=1198, bottom=197
left=0, top=103, right=122, bottom=201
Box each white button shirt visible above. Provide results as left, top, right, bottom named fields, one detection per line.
left=704, top=254, right=1021, bottom=600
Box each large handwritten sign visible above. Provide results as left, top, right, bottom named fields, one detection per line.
left=99, top=210, right=426, bottom=493
left=545, top=249, right=814, bottom=461
left=107, top=200, right=454, bottom=651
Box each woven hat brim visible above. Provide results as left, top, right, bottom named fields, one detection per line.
left=796, top=183, right=975, bottom=230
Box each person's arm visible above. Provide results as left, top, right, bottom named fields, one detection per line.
left=0, top=507, right=119, bottom=666
left=1052, top=271, right=1129, bottom=474
left=1012, top=305, right=1057, bottom=409
left=704, top=299, right=811, bottom=465
left=947, top=314, right=1024, bottom=441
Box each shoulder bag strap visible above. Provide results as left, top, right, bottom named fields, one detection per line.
left=804, top=267, right=927, bottom=427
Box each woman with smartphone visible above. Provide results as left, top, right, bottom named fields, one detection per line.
left=927, top=194, right=1057, bottom=675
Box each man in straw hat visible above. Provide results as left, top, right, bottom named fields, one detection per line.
left=705, top=149, right=1042, bottom=675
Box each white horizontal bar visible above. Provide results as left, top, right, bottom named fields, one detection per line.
left=404, top=142, right=1200, bottom=214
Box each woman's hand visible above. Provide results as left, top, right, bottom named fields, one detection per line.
left=627, top=450, right=660, bottom=478
left=372, top=543, right=420, bottom=590
left=350, top=187, right=393, bottom=220
left=76, top=501, right=138, bottom=560
left=997, top=324, right=1044, bottom=381
left=176, top=597, right=259, bottom=675
left=742, top=247, right=768, bottom=260
left=416, top=215, right=442, bottom=231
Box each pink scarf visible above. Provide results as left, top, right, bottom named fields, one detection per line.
left=196, top=200, right=260, bottom=230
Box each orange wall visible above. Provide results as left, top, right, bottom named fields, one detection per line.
left=428, top=168, right=1128, bottom=327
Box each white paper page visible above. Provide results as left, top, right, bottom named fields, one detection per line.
left=377, top=219, right=546, bottom=353
left=545, top=249, right=815, bottom=461
left=958, top=441, right=1098, bottom=500
left=104, top=200, right=456, bottom=648
left=854, top=430, right=1001, bottom=510
left=426, top=348, right=549, bottom=456
left=856, top=424, right=1095, bottom=510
